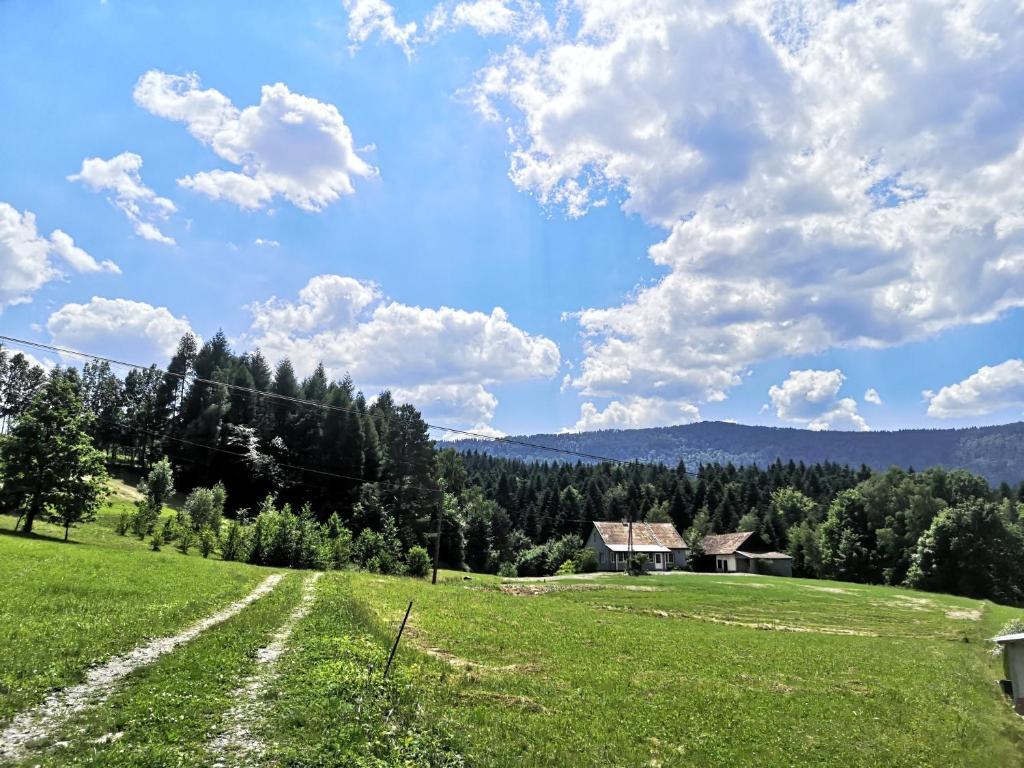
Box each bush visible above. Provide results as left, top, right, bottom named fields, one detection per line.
left=555, top=559, right=576, bottom=576
left=116, top=512, right=131, bottom=536
left=546, top=535, right=583, bottom=574
left=574, top=547, right=599, bottom=573
left=497, top=561, right=518, bottom=578
left=198, top=527, right=217, bottom=558
left=158, top=517, right=176, bottom=545
left=515, top=545, right=549, bottom=577
left=176, top=525, right=195, bottom=555
left=149, top=533, right=161, bottom=551
left=406, top=546, right=431, bottom=578
left=630, top=554, right=649, bottom=575
left=182, top=484, right=226, bottom=533
left=220, top=520, right=249, bottom=562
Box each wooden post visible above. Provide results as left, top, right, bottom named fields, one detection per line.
left=383, top=601, right=412, bottom=679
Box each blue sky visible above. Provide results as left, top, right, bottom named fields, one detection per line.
left=1, top=0, right=1023, bottom=437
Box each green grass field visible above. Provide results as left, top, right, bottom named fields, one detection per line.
left=2, top=488, right=1023, bottom=766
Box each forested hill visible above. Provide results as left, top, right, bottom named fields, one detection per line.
left=453, top=421, right=1024, bottom=485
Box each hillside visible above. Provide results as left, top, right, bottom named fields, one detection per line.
left=453, top=420, right=1024, bottom=484
left=2, top=498, right=1023, bottom=766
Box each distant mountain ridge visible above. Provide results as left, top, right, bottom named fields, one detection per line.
left=452, top=421, right=1024, bottom=485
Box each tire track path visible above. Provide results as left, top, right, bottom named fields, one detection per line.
left=208, top=572, right=322, bottom=768
left=0, top=574, right=284, bottom=762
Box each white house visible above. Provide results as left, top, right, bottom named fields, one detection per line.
left=586, top=521, right=688, bottom=572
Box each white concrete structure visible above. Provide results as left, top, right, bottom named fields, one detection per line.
left=993, top=632, right=1024, bottom=714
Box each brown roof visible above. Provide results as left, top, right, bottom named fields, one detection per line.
left=701, top=531, right=758, bottom=555
left=593, top=521, right=688, bottom=549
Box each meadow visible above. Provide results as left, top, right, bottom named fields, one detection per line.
left=1, top=489, right=1023, bottom=766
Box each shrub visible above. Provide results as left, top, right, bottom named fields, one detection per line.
left=332, top=529, right=353, bottom=570
left=515, top=545, right=549, bottom=577
left=158, top=517, right=176, bottom=545
left=220, top=520, right=249, bottom=562
left=546, top=535, right=583, bottom=574
left=574, top=547, right=599, bottom=573
left=198, top=527, right=217, bottom=558
left=116, top=512, right=131, bottom=536
left=555, top=559, right=576, bottom=576
left=182, top=484, right=226, bottom=533
left=497, top=561, right=518, bottom=578
left=149, top=533, right=161, bottom=551
left=406, top=546, right=431, bottom=578
left=630, top=554, right=649, bottom=575
left=176, top=525, right=195, bottom=555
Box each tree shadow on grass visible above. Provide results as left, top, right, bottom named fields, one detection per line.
left=0, top=526, right=83, bottom=545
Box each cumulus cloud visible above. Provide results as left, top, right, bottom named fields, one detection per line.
left=68, top=152, right=176, bottom=244
left=390, top=382, right=499, bottom=428
left=134, top=71, right=376, bottom=212
left=343, top=0, right=418, bottom=57
left=242, top=274, right=559, bottom=429
left=47, top=297, right=193, bottom=363
left=564, top=396, right=700, bottom=433
left=343, top=0, right=548, bottom=54
left=864, top=388, right=883, bottom=405
left=925, top=359, right=1024, bottom=418
left=254, top=238, right=280, bottom=247
left=769, top=369, right=869, bottom=431
left=0, top=203, right=118, bottom=309
left=470, top=0, right=1024, bottom=412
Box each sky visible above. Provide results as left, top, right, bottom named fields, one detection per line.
left=1, top=0, right=1023, bottom=438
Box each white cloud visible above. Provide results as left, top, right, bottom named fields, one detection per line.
left=864, top=388, right=883, bottom=405
left=769, top=369, right=869, bottom=431
left=452, top=0, right=518, bottom=35
left=390, top=382, right=498, bottom=428
left=925, top=359, right=1024, bottom=418
left=471, top=0, right=1024, bottom=412
left=134, top=71, right=376, bottom=212
left=343, top=0, right=418, bottom=57
left=242, top=274, right=559, bottom=431
left=68, top=152, right=176, bottom=245
left=47, top=297, right=193, bottom=363
left=0, top=203, right=118, bottom=309
left=563, top=396, right=700, bottom=433
left=254, top=238, right=280, bottom=247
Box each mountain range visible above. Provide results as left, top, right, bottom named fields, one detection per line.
left=452, top=421, right=1024, bottom=485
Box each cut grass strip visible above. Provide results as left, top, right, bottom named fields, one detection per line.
left=12, top=573, right=304, bottom=767
left=207, top=571, right=323, bottom=766
left=0, top=509, right=266, bottom=723
left=0, top=574, right=284, bottom=762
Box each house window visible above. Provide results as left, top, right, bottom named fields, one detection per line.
left=717, top=558, right=728, bottom=572
left=666, top=552, right=674, bottom=564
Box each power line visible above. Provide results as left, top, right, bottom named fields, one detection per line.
left=0, top=334, right=698, bottom=474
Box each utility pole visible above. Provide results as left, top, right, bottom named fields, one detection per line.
left=431, top=481, right=445, bottom=585
left=627, top=509, right=633, bottom=576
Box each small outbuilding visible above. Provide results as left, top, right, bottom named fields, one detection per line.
left=993, top=632, right=1024, bottom=714
left=697, top=531, right=793, bottom=577
left=586, top=521, right=688, bottom=572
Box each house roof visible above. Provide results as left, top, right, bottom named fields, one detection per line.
left=993, top=632, right=1024, bottom=644
left=735, top=550, right=793, bottom=560
left=701, top=531, right=757, bottom=555
left=592, top=521, right=688, bottom=550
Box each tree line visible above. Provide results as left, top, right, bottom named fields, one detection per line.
left=2, top=339, right=1023, bottom=603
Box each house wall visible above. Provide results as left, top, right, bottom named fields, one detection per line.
left=585, top=529, right=620, bottom=571
left=752, top=559, right=793, bottom=578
